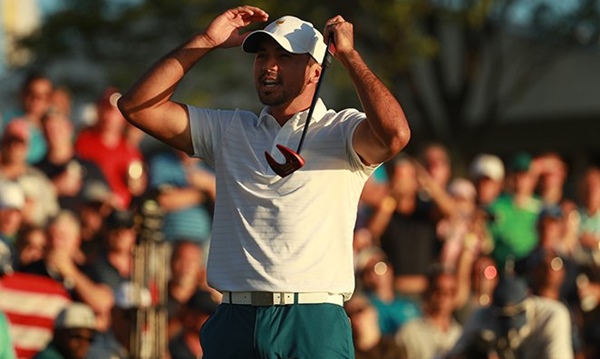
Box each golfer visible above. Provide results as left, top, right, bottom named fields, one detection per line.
left=119, top=5, right=410, bottom=358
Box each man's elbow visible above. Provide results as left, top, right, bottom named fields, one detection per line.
left=388, top=126, right=411, bottom=156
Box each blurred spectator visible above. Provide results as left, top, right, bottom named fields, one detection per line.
left=487, top=152, right=543, bottom=271
left=50, top=86, right=72, bottom=119
left=454, top=255, right=499, bottom=325
left=167, top=239, right=210, bottom=337
left=355, top=246, right=421, bottom=336
left=396, top=266, right=462, bottom=359
left=0, top=310, right=17, bottom=359
left=469, top=153, right=505, bottom=208
left=446, top=275, right=573, bottom=359
left=0, top=119, right=59, bottom=227
left=367, top=155, right=439, bottom=298
left=1, top=71, right=53, bottom=163
left=345, top=292, right=407, bottom=359
left=573, top=165, right=600, bottom=359
left=87, top=210, right=136, bottom=292
left=437, top=177, right=491, bottom=269
left=75, top=88, right=144, bottom=209
left=169, top=289, right=218, bottom=359
left=19, top=210, right=114, bottom=319
left=534, top=151, right=572, bottom=207
left=33, top=302, right=97, bottom=359
left=87, top=281, right=152, bottom=359
left=418, top=142, right=453, bottom=191
left=148, top=148, right=215, bottom=244
left=527, top=249, right=585, bottom=358
left=78, top=180, right=116, bottom=262
left=14, top=225, right=47, bottom=270
left=35, top=108, right=109, bottom=213
left=0, top=180, right=26, bottom=249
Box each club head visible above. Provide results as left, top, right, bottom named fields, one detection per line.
left=264, top=144, right=306, bottom=177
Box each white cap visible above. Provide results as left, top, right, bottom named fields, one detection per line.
left=469, top=154, right=505, bottom=181
left=0, top=181, right=25, bottom=210
left=242, top=16, right=327, bottom=62
left=115, top=281, right=152, bottom=309
left=54, top=303, right=97, bottom=330
left=448, top=178, right=477, bottom=200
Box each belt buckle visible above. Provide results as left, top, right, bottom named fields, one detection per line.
left=251, top=292, right=275, bottom=306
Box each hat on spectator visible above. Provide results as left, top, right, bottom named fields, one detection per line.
left=107, top=209, right=135, bottom=229
left=242, top=16, right=327, bottom=62
left=186, top=289, right=218, bottom=315
left=538, top=205, right=563, bottom=221
left=509, top=152, right=532, bottom=173
left=2, top=119, right=30, bottom=143
left=82, top=180, right=112, bottom=203
left=54, top=302, right=97, bottom=330
left=492, top=275, right=529, bottom=332
left=469, top=154, right=505, bottom=181
left=0, top=181, right=25, bottom=210
left=114, top=281, right=152, bottom=309
left=448, top=178, right=476, bottom=200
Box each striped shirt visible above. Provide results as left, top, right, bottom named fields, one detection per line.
left=188, top=99, right=376, bottom=298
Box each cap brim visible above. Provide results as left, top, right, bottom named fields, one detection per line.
left=242, top=31, right=297, bottom=55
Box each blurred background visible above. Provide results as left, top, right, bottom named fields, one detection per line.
left=1, top=0, right=600, bottom=171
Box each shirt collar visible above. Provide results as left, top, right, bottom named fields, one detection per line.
left=256, top=98, right=327, bottom=128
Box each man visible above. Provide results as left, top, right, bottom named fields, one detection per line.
left=118, top=5, right=410, bottom=358
left=396, top=266, right=462, bottom=359
left=169, top=289, right=219, bottom=359
left=33, top=302, right=97, bottom=359
left=446, top=275, right=573, bottom=359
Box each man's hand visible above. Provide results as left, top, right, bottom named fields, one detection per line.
left=203, top=6, right=269, bottom=49
left=323, top=16, right=355, bottom=58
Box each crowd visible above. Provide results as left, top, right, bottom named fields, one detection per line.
left=0, top=69, right=599, bottom=359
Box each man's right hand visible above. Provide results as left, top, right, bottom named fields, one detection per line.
left=202, top=5, right=269, bottom=49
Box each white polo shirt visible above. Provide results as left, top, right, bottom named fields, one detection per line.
left=187, top=99, right=376, bottom=299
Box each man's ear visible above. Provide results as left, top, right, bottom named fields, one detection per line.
left=309, top=63, right=322, bottom=85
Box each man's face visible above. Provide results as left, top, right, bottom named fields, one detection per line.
left=253, top=37, right=313, bottom=108
left=23, top=78, right=53, bottom=119
left=56, top=328, right=95, bottom=359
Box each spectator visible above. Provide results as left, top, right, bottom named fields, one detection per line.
left=78, top=180, right=117, bottom=262
left=0, top=310, right=17, bottom=359
left=87, top=281, right=152, bottom=359
left=87, top=209, right=136, bottom=292
left=0, top=119, right=59, bottom=227
left=33, top=302, right=97, bottom=359
left=18, top=210, right=114, bottom=319
left=345, top=292, right=407, bottom=359
left=167, top=239, right=211, bottom=338
left=446, top=275, right=573, bottom=359
left=148, top=148, right=215, bottom=244
left=169, top=289, right=218, bottom=359
left=487, top=152, right=543, bottom=271
left=368, top=155, right=439, bottom=299
left=0, top=180, right=26, bottom=249
left=35, top=108, right=109, bottom=213
left=1, top=71, right=53, bottom=163
left=14, top=225, right=47, bottom=270
left=454, top=254, right=499, bottom=325
left=469, top=153, right=505, bottom=208
left=396, top=266, right=462, bottom=359
left=534, top=151, right=571, bottom=207
left=355, top=246, right=421, bottom=336
left=75, top=88, right=144, bottom=209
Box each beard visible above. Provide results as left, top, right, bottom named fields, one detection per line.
left=255, top=74, right=305, bottom=107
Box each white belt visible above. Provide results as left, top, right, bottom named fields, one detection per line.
left=221, top=291, right=344, bottom=307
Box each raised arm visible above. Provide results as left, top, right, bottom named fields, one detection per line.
left=117, top=6, right=269, bottom=155
left=324, top=16, right=411, bottom=166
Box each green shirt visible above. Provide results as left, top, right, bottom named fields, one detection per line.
left=32, top=344, right=65, bottom=359
left=488, top=193, right=542, bottom=269
left=0, top=312, right=17, bottom=359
